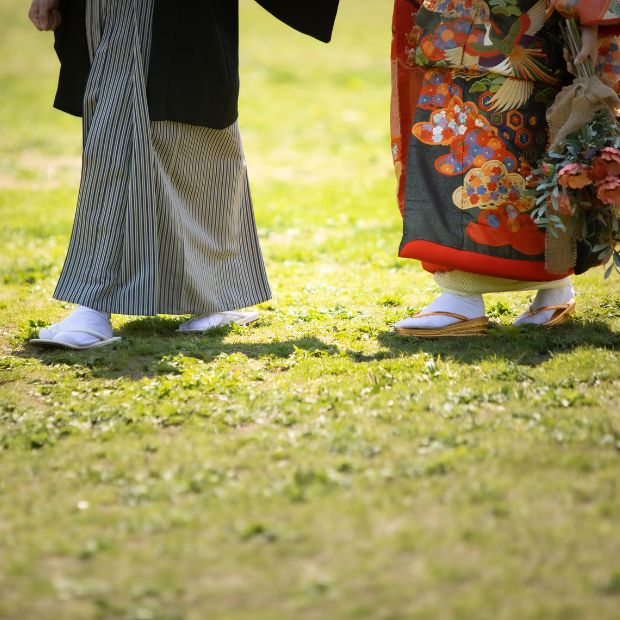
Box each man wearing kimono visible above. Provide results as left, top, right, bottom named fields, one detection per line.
left=28, top=0, right=340, bottom=349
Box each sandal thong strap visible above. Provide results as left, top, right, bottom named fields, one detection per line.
left=527, top=300, right=575, bottom=317
left=413, top=311, right=471, bottom=322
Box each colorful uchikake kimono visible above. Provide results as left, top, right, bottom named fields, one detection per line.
left=50, top=0, right=339, bottom=316
left=391, top=0, right=620, bottom=294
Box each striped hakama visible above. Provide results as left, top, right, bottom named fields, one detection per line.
left=54, top=0, right=272, bottom=316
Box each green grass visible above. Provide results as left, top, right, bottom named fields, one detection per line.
left=1, top=1, right=620, bottom=619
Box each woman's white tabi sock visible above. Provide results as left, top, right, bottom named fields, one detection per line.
left=38, top=306, right=112, bottom=347
left=395, top=292, right=485, bottom=330
left=514, top=285, right=575, bottom=326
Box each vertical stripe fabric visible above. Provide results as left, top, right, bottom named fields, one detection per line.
left=54, top=0, right=272, bottom=316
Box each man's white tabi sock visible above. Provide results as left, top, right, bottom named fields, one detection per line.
left=179, top=314, right=229, bottom=332
left=178, top=310, right=259, bottom=333
left=395, top=292, right=485, bottom=330
left=514, top=285, right=575, bottom=326
left=38, top=306, right=112, bottom=347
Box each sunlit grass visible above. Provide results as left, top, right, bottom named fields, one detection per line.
left=1, top=1, right=619, bottom=619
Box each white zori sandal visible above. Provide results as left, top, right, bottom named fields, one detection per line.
left=30, top=307, right=121, bottom=350
left=177, top=311, right=259, bottom=334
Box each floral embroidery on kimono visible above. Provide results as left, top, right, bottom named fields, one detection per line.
left=391, top=0, right=620, bottom=280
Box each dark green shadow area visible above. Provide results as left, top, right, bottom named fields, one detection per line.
left=17, top=316, right=341, bottom=380
left=15, top=316, right=620, bottom=381
left=373, top=319, right=620, bottom=366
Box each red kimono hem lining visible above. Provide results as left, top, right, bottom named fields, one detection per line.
left=399, top=240, right=572, bottom=281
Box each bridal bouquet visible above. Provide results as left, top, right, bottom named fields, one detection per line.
left=533, top=20, right=620, bottom=277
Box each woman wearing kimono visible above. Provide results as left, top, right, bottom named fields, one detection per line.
left=391, top=0, right=620, bottom=337
left=28, top=0, right=339, bottom=349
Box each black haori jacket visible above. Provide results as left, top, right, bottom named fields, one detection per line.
left=53, top=0, right=340, bottom=128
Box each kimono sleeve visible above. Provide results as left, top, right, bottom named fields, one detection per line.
left=549, top=0, right=620, bottom=26
left=53, top=0, right=91, bottom=118
left=254, top=0, right=340, bottom=42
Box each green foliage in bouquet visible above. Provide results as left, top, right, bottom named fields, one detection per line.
left=532, top=113, right=620, bottom=278
left=532, top=19, right=620, bottom=278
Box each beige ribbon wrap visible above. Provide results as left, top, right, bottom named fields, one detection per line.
left=544, top=76, right=620, bottom=273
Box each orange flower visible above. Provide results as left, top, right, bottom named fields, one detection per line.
left=597, top=147, right=620, bottom=177
left=596, top=176, right=620, bottom=205
left=558, top=163, right=593, bottom=189
left=600, top=146, right=620, bottom=163
left=590, top=158, right=609, bottom=181
left=557, top=192, right=574, bottom=216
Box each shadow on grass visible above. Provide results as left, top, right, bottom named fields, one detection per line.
left=17, top=316, right=620, bottom=377
left=371, top=318, right=620, bottom=366
left=19, top=316, right=340, bottom=379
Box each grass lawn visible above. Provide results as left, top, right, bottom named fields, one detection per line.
left=1, top=1, right=620, bottom=618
